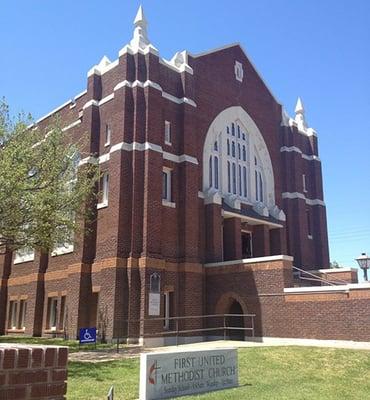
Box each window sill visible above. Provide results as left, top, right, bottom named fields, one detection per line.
left=97, top=202, right=108, bottom=210
left=14, top=255, right=35, bottom=264
left=44, top=329, right=64, bottom=334
left=104, top=142, right=110, bottom=148
left=6, top=328, right=25, bottom=333
left=308, top=235, right=313, bottom=240
left=164, top=141, right=172, bottom=146
left=162, top=200, right=176, bottom=208
left=52, top=245, right=74, bottom=257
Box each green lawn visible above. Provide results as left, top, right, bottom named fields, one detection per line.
left=67, top=347, right=370, bottom=400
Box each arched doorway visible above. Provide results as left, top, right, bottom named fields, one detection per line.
left=227, top=300, right=245, bottom=341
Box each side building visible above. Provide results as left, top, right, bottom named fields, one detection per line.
left=2, top=7, right=369, bottom=344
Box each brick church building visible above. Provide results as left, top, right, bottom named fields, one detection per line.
left=1, top=6, right=370, bottom=344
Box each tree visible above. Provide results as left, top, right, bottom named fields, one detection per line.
left=0, top=100, right=99, bottom=255
left=330, top=261, right=340, bottom=269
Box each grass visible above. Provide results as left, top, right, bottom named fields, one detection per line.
left=66, top=346, right=370, bottom=400
left=0, top=335, right=117, bottom=353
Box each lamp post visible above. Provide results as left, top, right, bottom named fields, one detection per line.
left=355, top=253, right=370, bottom=281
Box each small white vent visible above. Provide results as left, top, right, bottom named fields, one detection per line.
left=234, top=61, right=244, bottom=82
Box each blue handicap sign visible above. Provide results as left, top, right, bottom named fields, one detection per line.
left=79, top=327, right=97, bottom=344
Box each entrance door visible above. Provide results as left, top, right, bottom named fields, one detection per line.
left=227, top=300, right=245, bottom=341
left=241, top=232, right=253, bottom=258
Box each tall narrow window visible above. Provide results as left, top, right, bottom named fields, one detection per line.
left=232, top=163, right=236, bottom=194
left=162, top=168, right=172, bottom=202
left=214, top=157, right=219, bottom=189
left=303, top=174, right=307, bottom=193
left=242, top=145, right=246, bottom=161
left=98, top=172, right=109, bottom=208
left=243, top=167, right=247, bottom=197
left=238, top=143, right=241, bottom=159
left=18, top=300, right=27, bottom=330
left=48, top=298, right=58, bottom=330
left=231, top=123, right=235, bottom=136
left=307, top=209, right=313, bottom=238
left=209, top=156, right=213, bottom=188
left=232, top=142, right=236, bottom=158
left=164, top=121, right=171, bottom=145
left=8, top=301, right=17, bottom=329
left=227, top=139, right=230, bottom=155
left=259, top=173, right=263, bottom=202
left=59, top=296, right=66, bottom=331
left=105, top=124, right=111, bottom=146
left=237, top=125, right=241, bottom=138
left=227, top=162, right=231, bottom=193
left=238, top=165, right=242, bottom=195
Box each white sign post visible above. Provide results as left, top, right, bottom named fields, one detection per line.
left=139, top=348, right=238, bottom=400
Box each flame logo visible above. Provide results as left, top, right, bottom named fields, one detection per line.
left=149, top=361, right=157, bottom=385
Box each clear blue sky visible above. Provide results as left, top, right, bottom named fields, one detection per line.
left=1, top=1, right=369, bottom=275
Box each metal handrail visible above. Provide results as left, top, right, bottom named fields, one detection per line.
left=122, top=313, right=256, bottom=347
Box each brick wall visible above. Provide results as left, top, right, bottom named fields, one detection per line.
left=0, top=344, right=68, bottom=400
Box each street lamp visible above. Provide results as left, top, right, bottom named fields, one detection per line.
left=355, top=253, right=370, bottom=281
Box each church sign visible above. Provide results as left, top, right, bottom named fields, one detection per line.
left=139, top=348, right=238, bottom=399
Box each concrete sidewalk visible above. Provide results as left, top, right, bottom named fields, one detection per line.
left=69, top=338, right=370, bottom=362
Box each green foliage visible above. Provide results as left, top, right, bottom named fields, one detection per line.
left=0, top=99, right=99, bottom=254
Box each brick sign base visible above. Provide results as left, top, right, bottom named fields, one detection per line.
left=0, top=344, right=68, bottom=399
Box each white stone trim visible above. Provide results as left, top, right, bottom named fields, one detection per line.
left=51, top=244, right=74, bottom=257
left=99, top=93, right=115, bottom=106
left=62, top=120, right=81, bottom=132
left=162, top=200, right=176, bottom=208
left=284, top=282, right=370, bottom=294
left=316, top=268, right=357, bottom=274
left=74, top=90, right=87, bottom=101
left=78, top=156, right=98, bottom=166
left=14, top=251, right=35, bottom=264
left=113, top=79, right=197, bottom=107
left=36, top=100, right=73, bottom=124
left=97, top=202, right=108, bottom=210
left=282, top=192, right=325, bottom=206
left=90, top=141, right=198, bottom=165
left=280, top=146, right=321, bottom=162
left=205, top=255, right=293, bottom=268
left=288, top=118, right=317, bottom=137
left=222, top=209, right=283, bottom=228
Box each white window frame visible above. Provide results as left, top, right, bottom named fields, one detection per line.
left=18, top=300, right=27, bottom=330
left=105, top=124, right=111, bottom=147
left=162, top=168, right=175, bottom=208
left=97, top=172, right=109, bottom=209
left=14, top=247, right=35, bottom=264
left=8, top=301, right=18, bottom=330
left=48, top=297, right=58, bottom=331
left=164, top=121, right=171, bottom=145
left=303, top=174, right=308, bottom=193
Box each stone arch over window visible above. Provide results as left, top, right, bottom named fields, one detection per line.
left=203, top=106, right=275, bottom=209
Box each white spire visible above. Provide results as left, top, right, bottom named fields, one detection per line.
left=126, top=5, right=158, bottom=54
left=294, top=97, right=307, bottom=129
left=134, top=5, right=147, bottom=28
left=295, top=97, right=305, bottom=115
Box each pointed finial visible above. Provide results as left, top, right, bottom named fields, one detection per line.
left=134, top=5, right=147, bottom=27
left=294, top=97, right=307, bottom=129
left=295, top=97, right=304, bottom=114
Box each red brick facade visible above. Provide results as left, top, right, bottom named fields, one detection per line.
left=1, top=7, right=368, bottom=344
